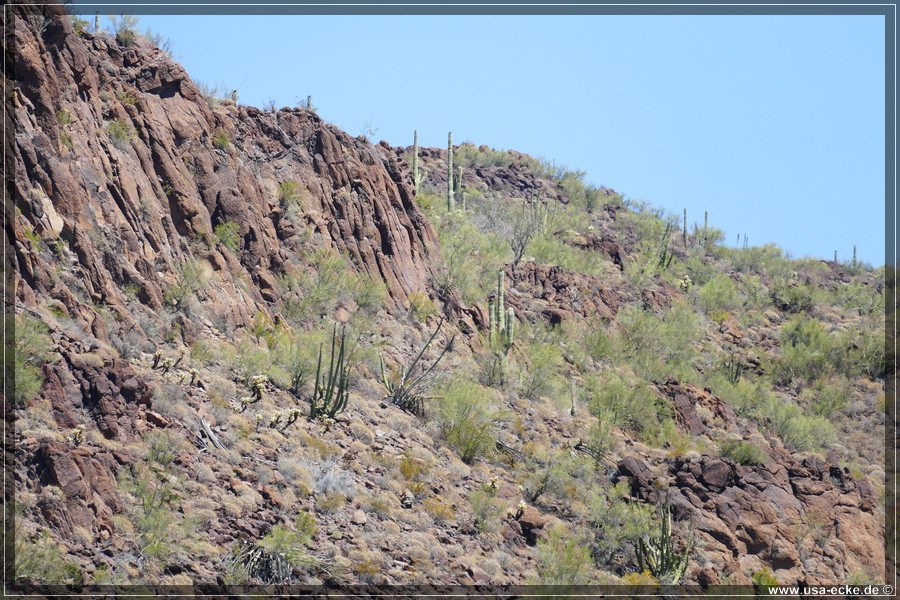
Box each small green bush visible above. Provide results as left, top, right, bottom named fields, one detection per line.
left=213, top=130, right=230, bottom=150
left=770, top=278, right=814, bottom=313
left=214, top=221, right=241, bottom=252
left=718, top=439, right=768, bottom=465
left=589, top=481, right=655, bottom=567
left=615, top=301, right=703, bottom=382
left=520, top=340, right=564, bottom=400
left=534, top=526, right=594, bottom=585
left=696, top=274, right=742, bottom=316
left=585, top=372, right=666, bottom=443
left=15, top=528, right=80, bottom=584
left=108, top=118, right=135, bottom=149
left=764, top=397, right=834, bottom=452
left=278, top=181, right=301, bottom=206
left=165, top=257, right=208, bottom=307
left=434, top=377, right=497, bottom=464
left=14, top=315, right=54, bottom=406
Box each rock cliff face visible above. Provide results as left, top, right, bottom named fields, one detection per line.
left=12, top=6, right=437, bottom=335
left=8, top=6, right=885, bottom=590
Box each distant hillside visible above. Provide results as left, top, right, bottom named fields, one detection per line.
left=9, top=6, right=888, bottom=592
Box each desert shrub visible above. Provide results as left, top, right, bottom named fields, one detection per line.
left=718, top=439, right=768, bottom=465
left=108, top=118, right=134, bottom=149
left=407, top=290, right=437, bottom=323
left=751, top=567, right=779, bottom=587
left=520, top=340, right=564, bottom=401
left=696, top=274, right=742, bottom=316
left=763, top=397, right=834, bottom=452
left=706, top=374, right=772, bottom=420
left=14, top=528, right=77, bottom=584
left=585, top=372, right=667, bottom=443
left=615, top=301, right=704, bottom=382
left=534, top=526, right=594, bottom=585
left=522, top=451, right=591, bottom=505
left=770, top=278, right=814, bottom=313
left=257, top=523, right=313, bottom=568
left=801, top=378, right=850, bottom=419
left=165, top=257, right=208, bottom=308
left=429, top=203, right=509, bottom=305
left=528, top=234, right=610, bottom=277
left=433, top=377, right=498, bottom=464
left=13, top=315, right=54, bottom=406
left=589, top=481, right=655, bottom=568
left=278, top=181, right=301, bottom=206
left=476, top=348, right=522, bottom=391
left=214, top=221, right=241, bottom=252
left=454, top=143, right=515, bottom=169
left=772, top=317, right=834, bottom=386
left=469, top=485, right=505, bottom=534
left=281, top=249, right=383, bottom=323
left=213, top=130, right=230, bottom=149
left=310, top=458, right=357, bottom=499
left=583, top=321, right=616, bottom=363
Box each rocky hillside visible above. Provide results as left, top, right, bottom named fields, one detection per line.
left=8, top=7, right=888, bottom=592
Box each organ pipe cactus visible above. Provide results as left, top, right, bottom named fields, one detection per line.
left=636, top=496, right=694, bottom=584
left=309, top=325, right=353, bottom=420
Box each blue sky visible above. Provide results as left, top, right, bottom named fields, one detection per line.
left=128, top=13, right=887, bottom=267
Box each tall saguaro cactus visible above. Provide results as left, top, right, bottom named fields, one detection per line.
left=412, top=129, right=419, bottom=191
left=488, top=269, right=515, bottom=350
left=447, top=131, right=455, bottom=212
left=683, top=208, right=688, bottom=249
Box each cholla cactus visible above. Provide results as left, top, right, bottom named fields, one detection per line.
left=189, top=368, right=200, bottom=386
left=249, top=374, right=268, bottom=401
left=67, top=424, right=86, bottom=446
left=269, top=413, right=283, bottom=429
left=678, top=275, right=693, bottom=292
left=152, top=349, right=163, bottom=369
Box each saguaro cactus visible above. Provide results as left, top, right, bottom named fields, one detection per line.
left=447, top=132, right=455, bottom=212
left=412, top=129, right=419, bottom=191
left=488, top=269, right=515, bottom=349
left=683, top=208, right=688, bottom=249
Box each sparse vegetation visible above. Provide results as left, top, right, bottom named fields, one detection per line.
left=108, top=117, right=135, bottom=149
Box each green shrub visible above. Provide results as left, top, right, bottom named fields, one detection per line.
left=696, top=274, right=742, bottom=316
left=719, top=439, right=768, bottom=465
left=56, top=109, right=73, bottom=126
left=14, top=315, right=53, bottom=406
left=520, top=340, right=564, bottom=400
left=585, top=372, right=668, bottom=444
left=764, top=397, right=834, bottom=452
left=801, top=378, right=850, bottom=419
left=434, top=377, right=497, bottom=464
left=279, top=181, right=301, bottom=206
left=214, top=221, right=241, bottom=252
left=258, top=524, right=312, bottom=568
left=213, top=130, right=230, bottom=149
left=14, top=528, right=75, bottom=584
left=69, top=16, right=90, bottom=36
left=770, top=278, right=814, bottom=313
left=615, top=300, right=703, bottom=382
left=108, top=118, right=134, bottom=149
left=772, top=317, right=834, bottom=386
left=164, top=257, right=208, bottom=307
left=534, top=526, right=594, bottom=585
left=589, top=481, right=655, bottom=567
